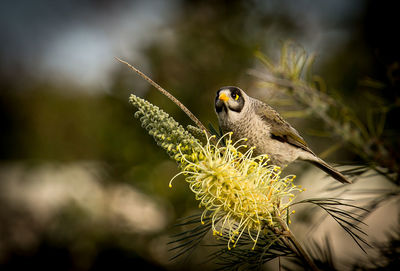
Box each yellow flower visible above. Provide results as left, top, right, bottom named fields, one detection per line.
left=130, top=94, right=303, bottom=250
left=170, top=132, right=303, bottom=249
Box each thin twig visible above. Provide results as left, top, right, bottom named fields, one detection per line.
left=288, top=230, right=320, bottom=271
left=116, top=57, right=210, bottom=135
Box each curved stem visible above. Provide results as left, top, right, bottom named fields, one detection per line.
left=116, top=57, right=210, bottom=135
left=277, top=218, right=320, bottom=271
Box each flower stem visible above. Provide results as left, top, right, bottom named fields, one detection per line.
left=116, top=57, right=210, bottom=135
left=277, top=218, right=320, bottom=271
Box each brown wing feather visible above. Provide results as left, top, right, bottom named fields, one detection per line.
left=256, top=103, right=315, bottom=155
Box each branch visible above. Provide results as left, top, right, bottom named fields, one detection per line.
left=277, top=217, right=320, bottom=271
left=116, top=57, right=210, bottom=135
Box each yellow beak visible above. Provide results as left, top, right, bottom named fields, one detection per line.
left=219, top=93, right=229, bottom=102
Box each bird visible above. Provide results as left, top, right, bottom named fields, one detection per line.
left=214, top=86, right=350, bottom=184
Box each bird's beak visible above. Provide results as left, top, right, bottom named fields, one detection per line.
left=219, top=93, right=229, bottom=102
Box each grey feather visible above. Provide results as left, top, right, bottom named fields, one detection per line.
left=255, top=102, right=315, bottom=155
left=310, top=159, right=350, bottom=184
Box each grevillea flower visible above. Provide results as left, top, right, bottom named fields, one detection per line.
left=130, top=94, right=303, bottom=250
left=170, top=132, right=303, bottom=250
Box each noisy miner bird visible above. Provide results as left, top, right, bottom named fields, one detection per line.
left=215, top=86, right=350, bottom=184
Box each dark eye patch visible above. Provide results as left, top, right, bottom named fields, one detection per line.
left=229, top=88, right=241, bottom=99
left=215, top=86, right=245, bottom=113
left=227, top=87, right=244, bottom=113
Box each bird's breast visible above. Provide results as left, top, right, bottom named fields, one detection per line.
left=221, top=114, right=271, bottom=148
left=219, top=114, right=299, bottom=166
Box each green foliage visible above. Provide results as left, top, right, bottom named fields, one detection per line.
left=254, top=42, right=399, bottom=183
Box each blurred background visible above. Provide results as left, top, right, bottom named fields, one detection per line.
left=1, top=0, right=399, bottom=270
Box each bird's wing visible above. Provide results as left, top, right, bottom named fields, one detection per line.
left=256, top=103, right=315, bottom=155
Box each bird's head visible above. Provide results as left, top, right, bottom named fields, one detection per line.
left=215, top=86, right=247, bottom=117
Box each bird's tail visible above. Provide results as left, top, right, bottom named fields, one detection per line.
left=309, top=159, right=351, bottom=184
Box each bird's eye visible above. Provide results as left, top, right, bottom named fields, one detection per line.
left=231, top=93, right=239, bottom=100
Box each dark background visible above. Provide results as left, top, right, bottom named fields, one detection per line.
left=1, top=0, right=399, bottom=270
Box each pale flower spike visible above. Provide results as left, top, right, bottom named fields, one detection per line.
left=170, top=132, right=303, bottom=250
